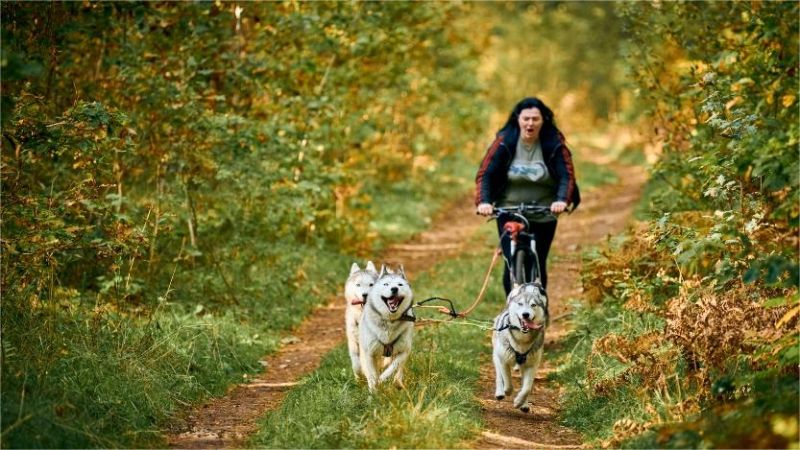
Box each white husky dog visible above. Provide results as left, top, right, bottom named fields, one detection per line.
left=492, top=283, right=549, bottom=412
left=359, top=265, right=415, bottom=391
left=344, top=261, right=378, bottom=379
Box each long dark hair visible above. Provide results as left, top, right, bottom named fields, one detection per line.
left=496, top=97, right=561, bottom=152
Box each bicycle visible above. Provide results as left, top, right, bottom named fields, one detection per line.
left=490, top=204, right=555, bottom=289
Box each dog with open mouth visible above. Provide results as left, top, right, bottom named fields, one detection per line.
left=491, top=282, right=549, bottom=412
left=359, top=264, right=415, bottom=392
left=344, top=261, right=378, bottom=380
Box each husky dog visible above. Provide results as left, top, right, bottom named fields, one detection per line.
left=492, top=283, right=549, bottom=412
left=359, top=265, right=415, bottom=391
left=344, top=261, right=378, bottom=379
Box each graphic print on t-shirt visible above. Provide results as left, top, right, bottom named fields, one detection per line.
left=509, top=161, right=549, bottom=183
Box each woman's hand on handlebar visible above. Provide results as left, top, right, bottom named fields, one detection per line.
left=477, top=203, right=494, bottom=216
left=550, top=201, right=567, bottom=214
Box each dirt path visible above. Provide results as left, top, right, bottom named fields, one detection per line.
left=473, top=161, right=647, bottom=449
left=166, top=157, right=646, bottom=449
left=166, top=194, right=486, bottom=448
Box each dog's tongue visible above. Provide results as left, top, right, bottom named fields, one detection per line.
left=523, top=319, right=542, bottom=330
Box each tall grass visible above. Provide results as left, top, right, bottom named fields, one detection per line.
left=553, top=231, right=799, bottom=449
left=248, top=143, right=628, bottom=448
left=0, top=247, right=348, bottom=448
left=251, top=226, right=510, bottom=448
left=2, top=308, right=260, bottom=447
left=550, top=298, right=665, bottom=440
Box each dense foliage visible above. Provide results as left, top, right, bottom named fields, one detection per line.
left=1, top=2, right=490, bottom=446
left=3, top=1, right=795, bottom=448
left=557, top=2, right=799, bottom=448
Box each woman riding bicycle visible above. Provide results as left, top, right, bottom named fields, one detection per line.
left=475, top=97, right=581, bottom=295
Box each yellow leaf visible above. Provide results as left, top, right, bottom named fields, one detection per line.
left=781, top=94, right=796, bottom=108
left=776, top=304, right=800, bottom=329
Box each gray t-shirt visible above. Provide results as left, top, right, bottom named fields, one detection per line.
left=500, top=139, right=557, bottom=222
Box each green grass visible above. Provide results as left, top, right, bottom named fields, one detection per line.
left=1, top=308, right=265, bottom=448
left=575, top=159, right=619, bottom=190
left=366, top=153, right=476, bottom=248
left=569, top=128, right=648, bottom=191
left=249, top=154, right=626, bottom=448
left=0, top=246, right=349, bottom=448
left=552, top=237, right=800, bottom=449
left=251, top=226, right=510, bottom=448
left=550, top=296, right=668, bottom=443
left=0, top=141, right=626, bottom=448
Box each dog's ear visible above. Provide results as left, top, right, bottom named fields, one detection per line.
left=397, top=264, right=406, bottom=279
left=350, top=263, right=360, bottom=275
left=379, top=264, right=387, bottom=277
left=366, top=261, right=377, bottom=273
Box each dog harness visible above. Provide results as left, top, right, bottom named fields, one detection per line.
left=398, top=306, right=416, bottom=322
left=367, top=302, right=416, bottom=357
left=382, top=333, right=403, bottom=357
left=495, top=314, right=539, bottom=365
left=508, top=344, right=534, bottom=365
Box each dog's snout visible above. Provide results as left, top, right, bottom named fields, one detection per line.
left=522, top=312, right=531, bottom=319
left=362, top=293, right=368, bottom=300
left=390, top=286, right=399, bottom=295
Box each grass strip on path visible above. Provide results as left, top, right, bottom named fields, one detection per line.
left=249, top=151, right=628, bottom=448
left=251, top=226, right=508, bottom=448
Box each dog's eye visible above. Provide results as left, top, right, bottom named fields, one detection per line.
left=398, top=283, right=404, bottom=286
left=369, top=283, right=374, bottom=287
left=384, top=283, right=389, bottom=286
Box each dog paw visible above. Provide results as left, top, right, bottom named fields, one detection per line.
left=513, top=397, right=529, bottom=410
left=495, top=394, right=505, bottom=400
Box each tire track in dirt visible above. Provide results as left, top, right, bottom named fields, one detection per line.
left=166, top=155, right=646, bottom=449
left=472, top=161, right=647, bottom=449
left=166, top=194, right=486, bottom=448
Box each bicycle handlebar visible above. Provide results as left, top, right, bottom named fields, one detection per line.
left=492, top=204, right=554, bottom=216
left=485, top=204, right=555, bottom=232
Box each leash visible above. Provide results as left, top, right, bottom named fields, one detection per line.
left=423, top=240, right=504, bottom=319
left=413, top=317, right=495, bottom=331
left=455, top=244, right=503, bottom=318
left=404, top=241, right=505, bottom=330
left=412, top=296, right=461, bottom=318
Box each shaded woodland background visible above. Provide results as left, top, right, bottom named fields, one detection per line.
left=1, top=2, right=797, bottom=448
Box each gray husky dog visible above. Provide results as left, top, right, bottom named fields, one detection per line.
left=344, top=261, right=378, bottom=379
left=359, top=265, right=415, bottom=391
left=491, top=283, right=549, bottom=412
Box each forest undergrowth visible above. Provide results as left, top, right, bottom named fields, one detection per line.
left=1, top=2, right=797, bottom=449
left=554, top=3, right=799, bottom=449
left=1, top=2, right=618, bottom=447
left=0, top=3, right=494, bottom=447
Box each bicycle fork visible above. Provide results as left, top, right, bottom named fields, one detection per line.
left=507, top=235, right=542, bottom=286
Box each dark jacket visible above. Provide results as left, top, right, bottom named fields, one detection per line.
left=474, top=130, right=581, bottom=210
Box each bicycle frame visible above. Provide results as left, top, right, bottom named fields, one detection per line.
left=492, top=205, right=552, bottom=287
